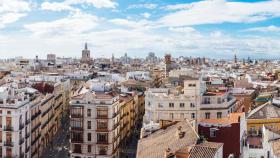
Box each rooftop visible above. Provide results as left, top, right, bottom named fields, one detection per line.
left=248, top=102, right=280, bottom=119
left=137, top=121, right=199, bottom=158
left=189, top=141, right=223, bottom=158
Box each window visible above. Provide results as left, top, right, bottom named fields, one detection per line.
left=210, top=128, right=217, bottom=137
left=87, top=109, right=91, bottom=117
left=188, top=84, right=196, bottom=87
left=158, top=103, right=163, bottom=108
left=7, top=111, right=11, bottom=115
left=6, top=132, right=12, bottom=143
left=191, top=113, right=195, bottom=119
left=97, top=133, right=108, bottom=143
left=170, top=113, right=174, bottom=119
left=180, top=113, right=184, bottom=119
left=97, top=108, right=108, bottom=118
left=97, top=120, right=108, bottom=130
left=204, top=97, right=210, bottom=104
left=148, top=102, right=151, bottom=106
left=0, top=117, right=2, bottom=128
left=88, top=145, right=91, bottom=153
left=70, top=119, right=82, bottom=129
left=73, top=144, right=82, bottom=153
left=87, top=121, right=91, bottom=129
left=190, top=103, right=195, bottom=108
left=169, top=103, right=174, bottom=108
left=99, top=146, right=108, bottom=155
left=217, top=112, right=222, bottom=119
left=88, top=133, right=91, bottom=141
left=205, top=112, right=210, bottom=119
left=71, top=107, right=83, bottom=117
left=6, top=148, right=12, bottom=157
left=217, top=98, right=222, bottom=104
left=180, top=103, right=185, bottom=108
left=71, top=132, right=83, bottom=142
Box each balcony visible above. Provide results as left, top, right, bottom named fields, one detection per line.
left=31, top=148, right=38, bottom=157
left=114, top=122, right=120, bottom=129
left=31, top=134, right=41, bottom=146
left=96, top=115, right=108, bottom=119
left=19, top=137, right=24, bottom=145
left=96, top=127, right=108, bottom=132
left=19, top=123, right=24, bottom=130
left=31, top=110, right=41, bottom=120
left=71, top=138, right=83, bottom=143
left=25, top=119, right=30, bottom=125
left=70, top=126, right=83, bottom=131
left=4, top=141, right=14, bottom=147
left=113, top=110, right=120, bottom=118
left=25, top=133, right=30, bottom=139
left=20, top=152, right=25, bottom=158
left=4, top=125, right=14, bottom=131
left=97, top=140, right=109, bottom=145
left=25, top=146, right=30, bottom=153
left=73, top=148, right=82, bottom=154
left=4, top=156, right=17, bottom=158
left=71, top=113, right=83, bottom=118
left=114, top=133, right=121, bottom=141
left=31, top=123, right=41, bottom=133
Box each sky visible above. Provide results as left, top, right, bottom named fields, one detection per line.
left=1, top=0, right=280, bottom=59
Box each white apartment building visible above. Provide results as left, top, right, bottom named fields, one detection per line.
left=0, top=85, right=41, bottom=158
left=70, top=81, right=121, bottom=158
left=144, top=79, right=237, bottom=125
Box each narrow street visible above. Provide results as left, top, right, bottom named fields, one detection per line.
left=119, top=130, right=140, bottom=158
left=42, top=115, right=70, bottom=158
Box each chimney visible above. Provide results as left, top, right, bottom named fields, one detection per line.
left=176, top=126, right=185, bottom=139
left=165, top=148, right=174, bottom=158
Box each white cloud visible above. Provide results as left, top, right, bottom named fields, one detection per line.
left=24, top=11, right=98, bottom=36
left=164, top=3, right=192, bottom=10
left=128, top=3, right=157, bottom=9
left=142, top=12, right=151, bottom=19
left=41, top=0, right=118, bottom=11
left=41, top=2, right=74, bottom=11
left=109, top=18, right=153, bottom=30
left=0, top=0, right=30, bottom=12
left=0, top=0, right=31, bottom=29
left=169, top=26, right=196, bottom=33
left=159, top=0, right=280, bottom=27
left=66, top=0, right=118, bottom=9
left=244, top=25, right=280, bottom=32
left=2, top=0, right=280, bottom=59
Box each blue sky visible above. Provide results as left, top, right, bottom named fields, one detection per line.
left=1, top=0, right=280, bottom=59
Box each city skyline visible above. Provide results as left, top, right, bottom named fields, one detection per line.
left=1, top=0, right=280, bottom=59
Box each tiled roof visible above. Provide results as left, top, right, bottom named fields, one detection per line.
left=136, top=121, right=199, bottom=158
left=271, top=138, right=280, bottom=157
left=248, top=102, right=280, bottom=119
left=189, top=142, right=223, bottom=158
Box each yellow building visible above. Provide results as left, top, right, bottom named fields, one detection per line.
left=247, top=102, right=280, bottom=136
